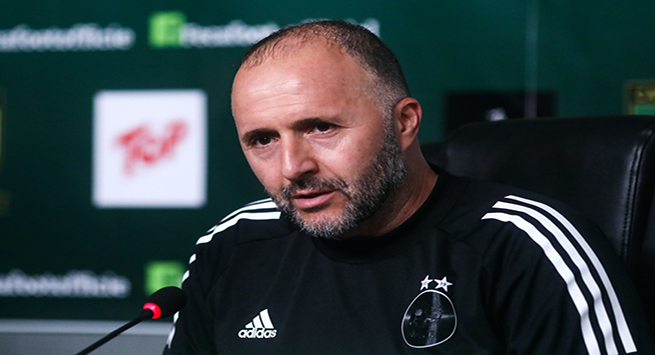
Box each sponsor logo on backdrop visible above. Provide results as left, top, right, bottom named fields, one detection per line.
left=148, top=11, right=380, bottom=48
left=149, top=12, right=277, bottom=48
left=0, top=15, right=380, bottom=52
left=626, top=80, right=655, bottom=115
left=93, top=90, right=207, bottom=208
left=144, top=260, right=185, bottom=296
left=0, top=269, right=130, bottom=298
left=0, top=23, right=135, bottom=52
left=117, top=120, right=188, bottom=176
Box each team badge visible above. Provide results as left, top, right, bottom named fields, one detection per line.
left=401, top=275, right=457, bottom=348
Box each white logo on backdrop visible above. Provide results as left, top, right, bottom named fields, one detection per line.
left=0, top=269, right=131, bottom=298
left=0, top=23, right=135, bottom=52
left=93, top=90, right=207, bottom=208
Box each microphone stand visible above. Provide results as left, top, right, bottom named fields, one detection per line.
left=75, top=309, right=152, bottom=355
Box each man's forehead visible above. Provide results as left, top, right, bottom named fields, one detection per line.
left=231, top=37, right=379, bottom=129
left=240, top=35, right=346, bottom=70
left=232, top=41, right=368, bottom=98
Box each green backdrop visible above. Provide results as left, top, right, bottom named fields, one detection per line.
left=1, top=0, right=654, bottom=320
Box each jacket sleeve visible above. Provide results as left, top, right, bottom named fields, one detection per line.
left=480, top=195, right=654, bottom=354
left=163, top=226, right=236, bottom=355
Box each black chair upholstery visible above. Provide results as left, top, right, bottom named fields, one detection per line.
left=421, top=115, right=655, bottom=335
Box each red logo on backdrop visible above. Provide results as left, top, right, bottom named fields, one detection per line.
left=117, top=120, right=188, bottom=175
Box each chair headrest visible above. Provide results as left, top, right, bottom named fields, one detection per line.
left=423, top=116, right=655, bottom=270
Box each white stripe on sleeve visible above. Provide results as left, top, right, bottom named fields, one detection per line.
left=482, top=212, right=601, bottom=355
left=506, top=195, right=636, bottom=353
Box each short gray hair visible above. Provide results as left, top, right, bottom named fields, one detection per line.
left=240, top=20, right=410, bottom=114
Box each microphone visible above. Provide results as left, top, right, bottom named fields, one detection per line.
left=76, top=286, right=187, bottom=355
left=141, top=286, right=187, bottom=320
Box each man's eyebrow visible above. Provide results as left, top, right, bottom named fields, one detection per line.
left=290, top=117, right=333, bottom=130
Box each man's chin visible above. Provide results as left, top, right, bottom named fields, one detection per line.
left=294, top=209, right=339, bottom=227
left=292, top=211, right=351, bottom=239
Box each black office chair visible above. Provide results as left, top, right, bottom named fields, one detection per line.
left=421, top=115, right=655, bottom=336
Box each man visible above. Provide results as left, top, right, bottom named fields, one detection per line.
left=165, top=20, right=653, bottom=354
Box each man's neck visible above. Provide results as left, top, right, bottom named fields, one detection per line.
left=335, top=160, right=438, bottom=240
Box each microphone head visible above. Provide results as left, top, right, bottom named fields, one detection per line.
left=142, top=286, right=187, bottom=319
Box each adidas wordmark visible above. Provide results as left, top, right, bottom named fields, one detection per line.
left=238, top=309, right=277, bottom=339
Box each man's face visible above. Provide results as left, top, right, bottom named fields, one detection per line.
left=231, top=43, right=406, bottom=238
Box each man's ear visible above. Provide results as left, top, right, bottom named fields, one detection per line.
left=392, top=97, right=422, bottom=151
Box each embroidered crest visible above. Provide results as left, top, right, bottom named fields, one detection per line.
left=401, top=275, right=457, bottom=348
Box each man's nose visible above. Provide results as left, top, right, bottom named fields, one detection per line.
left=281, top=137, right=318, bottom=181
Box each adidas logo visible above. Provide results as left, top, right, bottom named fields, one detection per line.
left=238, top=309, right=277, bottom=339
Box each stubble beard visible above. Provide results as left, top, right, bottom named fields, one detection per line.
left=268, top=120, right=407, bottom=239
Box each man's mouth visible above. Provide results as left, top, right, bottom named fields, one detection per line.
left=292, top=190, right=336, bottom=210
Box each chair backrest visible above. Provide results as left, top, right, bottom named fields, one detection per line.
left=421, top=115, right=655, bottom=333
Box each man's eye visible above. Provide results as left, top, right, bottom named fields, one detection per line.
left=315, top=122, right=333, bottom=132
left=254, top=136, right=272, bottom=146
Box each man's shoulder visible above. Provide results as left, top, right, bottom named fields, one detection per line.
left=438, top=172, right=600, bottom=249
left=195, top=198, right=295, bottom=248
